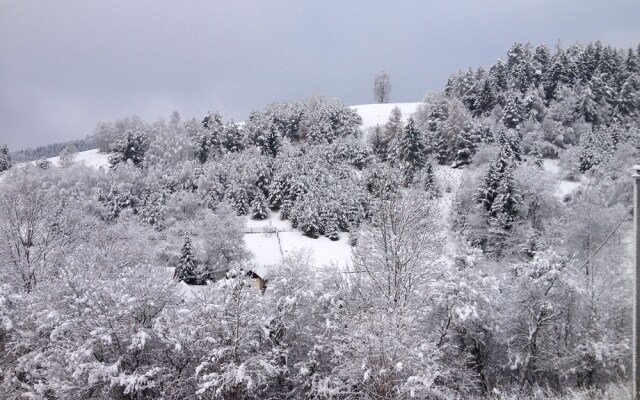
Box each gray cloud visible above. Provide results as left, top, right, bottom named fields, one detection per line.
left=1, top=0, right=639, bottom=149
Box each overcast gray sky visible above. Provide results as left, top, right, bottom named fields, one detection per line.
left=1, top=0, right=639, bottom=150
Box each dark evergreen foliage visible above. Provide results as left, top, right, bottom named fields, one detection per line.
left=422, top=162, right=438, bottom=198
left=397, top=117, right=427, bottom=173
left=108, top=130, right=147, bottom=168
left=251, top=192, right=270, bottom=220
left=0, top=145, right=11, bottom=172
left=9, top=136, right=94, bottom=163
left=176, top=234, right=199, bottom=284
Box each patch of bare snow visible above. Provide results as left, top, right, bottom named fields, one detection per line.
left=542, top=159, right=560, bottom=174
left=557, top=180, right=581, bottom=199
left=37, top=149, right=111, bottom=169
left=351, top=103, right=422, bottom=132
left=542, top=158, right=582, bottom=199
left=243, top=232, right=282, bottom=267
left=245, top=211, right=292, bottom=232
left=244, top=209, right=353, bottom=271
left=278, top=232, right=352, bottom=270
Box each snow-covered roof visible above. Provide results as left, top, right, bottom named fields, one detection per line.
left=250, top=264, right=270, bottom=280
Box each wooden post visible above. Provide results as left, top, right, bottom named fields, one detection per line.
left=634, top=165, right=640, bottom=400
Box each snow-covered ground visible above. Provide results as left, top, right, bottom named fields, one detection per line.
left=29, top=148, right=111, bottom=169
left=243, top=212, right=353, bottom=276
left=278, top=232, right=352, bottom=269
left=244, top=211, right=292, bottom=232
left=433, top=165, right=463, bottom=259
left=351, top=102, right=421, bottom=131
left=243, top=232, right=282, bottom=267
left=543, top=159, right=581, bottom=199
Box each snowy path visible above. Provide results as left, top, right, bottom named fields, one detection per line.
left=433, top=166, right=463, bottom=260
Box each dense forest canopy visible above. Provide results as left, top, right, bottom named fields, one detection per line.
left=0, top=41, right=639, bottom=399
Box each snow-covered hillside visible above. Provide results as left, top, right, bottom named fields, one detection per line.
left=43, top=148, right=111, bottom=168
left=242, top=164, right=463, bottom=277
left=21, top=102, right=421, bottom=171
left=351, top=102, right=421, bottom=131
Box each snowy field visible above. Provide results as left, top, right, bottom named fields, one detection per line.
left=42, top=148, right=111, bottom=168
left=244, top=211, right=291, bottom=232
left=243, top=212, right=353, bottom=275
left=351, top=102, right=421, bottom=131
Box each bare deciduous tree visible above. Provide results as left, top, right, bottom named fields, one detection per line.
left=58, top=144, right=78, bottom=168
left=374, top=70, right=392, bottom=103
left=352, top=190, right=442, bottom=308
left=0, top=173, right=88, bottom=292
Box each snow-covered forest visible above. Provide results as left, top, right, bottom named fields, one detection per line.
left=1, top=41, right=639, bottom=399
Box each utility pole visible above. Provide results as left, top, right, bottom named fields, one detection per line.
left=634, top=165, right=640, bottom=400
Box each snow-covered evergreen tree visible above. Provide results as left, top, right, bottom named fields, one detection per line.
left=445, top=99, right=475, bottom=167
left=476, top=79, right=496, bottom=116
left=476, top=143, right=514, bottom=213
left=422, top=162, right=438, bottom=198
left=109, top=129, right=147, bottom=168
left=226, top=184, right=251, bottom=216
left=490, top=58, right=508, bottom=93
left=251, top=191, right=270, bottom=220
left=501, top=96, right=523, bottom=128
left=578, top=127, right=614, bottom=172
left=575, top=84, right=599, bottom=124
left=291, top=195, right=320, bottom=238
left=397, top=117, right=426, bottom=177
left=489, top=165, right=521, bottom=226
left=194, top=111, right=224, bottom=163
left=0, top=145, right=11, bottom=172
left=498, top=129, right=522, bottom=162
left=254, top=124, right=282, bottom=157
left=531, top=145, right=544, bottom=168
left=176, top=233, right=199, bottom=284
left=614, top=74, right=639, bottom=121
left=220, top=121, right=246, bottom=153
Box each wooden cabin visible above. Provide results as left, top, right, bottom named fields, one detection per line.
left=247, top=265, right=269, bottom=292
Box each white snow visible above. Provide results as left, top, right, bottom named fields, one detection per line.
left=278, top=232, right=352, bottom=270
left=32, top=148, right=111, bottom=169
left=542, top=159, right=560, bottom=174
left=244, top=211, right=292, bottom=231
left=244, top=210, right=353, bottom=274
left=242, top=210, right=354, bottom=278
left=351, top=102, right=422, bottom=131
left=557, top=180, right=581, bottom=199
left=243, top=232, right=282, bottom=267
left=243, top=230, right=353, bottom=272
left=432, top=165, right=463, bottom=259
left=542, top=159, right=582, bottom=199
